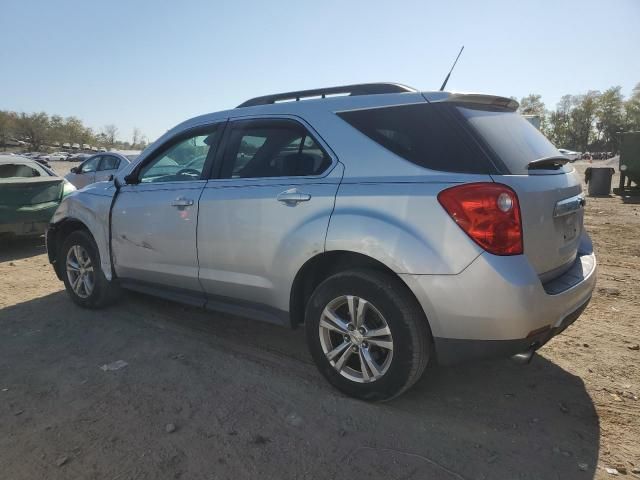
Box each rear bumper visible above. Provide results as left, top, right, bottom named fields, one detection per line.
left=399, top=236, right=597, bottom=365
left=431, top=296, right=591, bottom=365
left=0, top=203, right=58, bottom=237
left=0, top=221, right=50, bottom=237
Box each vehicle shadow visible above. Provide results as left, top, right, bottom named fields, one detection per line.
left=0, top=236, right=46, bottom=262
left=0, top=291, right=599, bottom=480
left=620, top=193, right=640, bottom=204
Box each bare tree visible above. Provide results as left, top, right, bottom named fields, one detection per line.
left=102, top=124, right=119, bottom=148
left=132, top=127, right=142, bottom=148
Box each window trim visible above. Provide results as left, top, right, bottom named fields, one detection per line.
left=209, top=115, right=337, bottom=181
left=126, top=121, right=227, bottom=185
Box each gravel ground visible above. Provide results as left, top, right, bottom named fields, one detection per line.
left=0, top=162, right=638, bottom=479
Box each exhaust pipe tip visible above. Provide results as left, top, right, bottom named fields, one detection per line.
left=511, top=342, right=540, bottom=365
left=512, top=350, right=535, bottom=365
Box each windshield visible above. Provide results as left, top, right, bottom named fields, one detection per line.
left=125, top=155, right=139, bottom=162
left=457, top=106, right=562, bottom=174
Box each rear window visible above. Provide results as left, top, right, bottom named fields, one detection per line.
left=337, top=103, right=494, bottom=174
left=457, top=106, right=561, bottom=175
left=0, top=162, right=48, bottom=178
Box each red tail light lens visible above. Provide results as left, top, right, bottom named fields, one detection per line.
left=437, top=182, right=523, bottom=255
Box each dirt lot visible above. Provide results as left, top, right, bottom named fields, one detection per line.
left=0, top=162, right=638, bottom=479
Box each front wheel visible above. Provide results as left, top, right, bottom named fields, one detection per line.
left=59, top=230, right=120, bottom=308
left=305, top=269, right=431, bottom=401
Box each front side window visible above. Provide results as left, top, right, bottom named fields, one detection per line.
left=139, top=126, right=220, bottom=183
left=99, top=156, right=120, bottom=171
left=81, top=156, right=101, bottom=173
left=222, top=120, right=331, bottom=179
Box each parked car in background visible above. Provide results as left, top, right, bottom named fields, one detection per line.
left=0, top=155, right=75, bottom=238
left=64, top=151, right=140, bottom=189
left=66, top=153, right=92, bottom=162
left=46, top=83, right=596, bottom=400
left=23, top=153, right=51, bottom=167
left=46, top=152, right=70, bottom=162
left=558, top=148, right=581, bottom=161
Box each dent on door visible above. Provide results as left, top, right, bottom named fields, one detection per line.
left=111, top=184, right=204, bottom=290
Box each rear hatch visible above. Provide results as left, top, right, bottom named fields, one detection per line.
left=0, top=177, right=63, bottom=206
left=453, top=101, right=584, bottom=281
left=0, top=160, right=63, bottom=224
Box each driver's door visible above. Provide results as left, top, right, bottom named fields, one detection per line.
left=111, top=123, right=223, bottom=294
left=67, top=155, right=100, bottom=188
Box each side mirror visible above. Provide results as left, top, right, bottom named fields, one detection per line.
left=108, top=174, right=114, bottom=181
left=124, top=172, right=139, bottom=185
left=70, top=166, right=79, bottom=174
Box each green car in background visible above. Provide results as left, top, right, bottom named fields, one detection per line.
left=0, top=155, right=76, bottom=238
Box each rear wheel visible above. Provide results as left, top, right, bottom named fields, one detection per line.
left=305, top=269, right=431, bottom=401
left=59, top=230, right=120, bottom=308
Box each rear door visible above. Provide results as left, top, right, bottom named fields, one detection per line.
left=111, top=124, right=223, bottom=292
left=455, top=104, right=585, bottom=279
left=197, top=117, right=342, bottom=313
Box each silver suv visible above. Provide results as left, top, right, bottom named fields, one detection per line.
left=46, top=83, right=597, bottom=401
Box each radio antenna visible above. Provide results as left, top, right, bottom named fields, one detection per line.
left=439, top=46, right=465, bottom=91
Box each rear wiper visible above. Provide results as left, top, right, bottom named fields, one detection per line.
left=527, top=156, right=569, bottom=170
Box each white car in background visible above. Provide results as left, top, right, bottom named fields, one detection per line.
left=65, top=151, right=140, bottom=189
left=40, top=152, right=69, bottom=162
left=52, top=152, right=70, bottom=161
left=558, top=148, right=581, bottom=162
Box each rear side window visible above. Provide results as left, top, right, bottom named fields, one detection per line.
left=99, top=156, right=120, bottom=171
left=221, top=119, right=332, bottom=179
left=337, top=103, right=494, bottom=174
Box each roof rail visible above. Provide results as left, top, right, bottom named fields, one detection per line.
left=237, top=83, right=417, bottom=108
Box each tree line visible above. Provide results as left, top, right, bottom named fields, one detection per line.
left=0, top=110, right=147, bottom=152
left=517, top=82, right=640, bottom=153
left=2, top=82, right=639, bottom=154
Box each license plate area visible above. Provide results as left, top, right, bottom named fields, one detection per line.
left=562, top=213, right=578, bottom=242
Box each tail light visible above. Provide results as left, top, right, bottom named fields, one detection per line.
left=437, top=182, right=522, bottom=255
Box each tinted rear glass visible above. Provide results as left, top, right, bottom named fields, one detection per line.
left=457, top=106, right=561, bottom=174
left=337, top=103, right=495, bottom=174
left=0, top=162, right=48, bottom=178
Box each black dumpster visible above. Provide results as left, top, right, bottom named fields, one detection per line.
left=585, top=167, right=615, bottom=196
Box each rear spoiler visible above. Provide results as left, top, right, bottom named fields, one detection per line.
left=438, top=93, right=519, bottom=112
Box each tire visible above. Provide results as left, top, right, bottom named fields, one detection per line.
left=59, top=230, right=120, bottom=308
left=305, top=269, right=431, bottom=401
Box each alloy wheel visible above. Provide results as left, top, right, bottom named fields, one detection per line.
left=318, top=295, right=394, bottom=383
left=66, top=245, right=95, bottom=299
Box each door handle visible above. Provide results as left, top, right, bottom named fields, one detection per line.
left=277, top=189, right=311, bottom=204
left=171, top=197, right=194, bottom=207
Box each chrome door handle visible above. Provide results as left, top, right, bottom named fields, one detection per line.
left=171, top=197, right=194, bottom=207
left=277, top=189, right=311, bottom=204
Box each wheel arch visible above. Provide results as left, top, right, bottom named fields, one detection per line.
left=48, top=217, right=103, bottom=281
left=289, top=250, right=433, bottom=336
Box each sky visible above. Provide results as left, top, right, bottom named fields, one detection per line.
left=2, top=0, right=639, bottom=143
